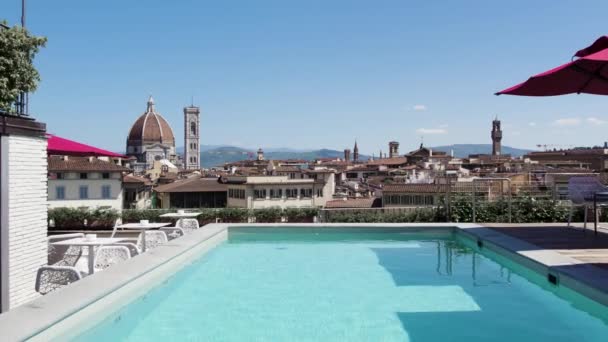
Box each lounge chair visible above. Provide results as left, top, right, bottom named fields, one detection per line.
left=178, top=218, right=200, bottom=234
left=47, top=233, right=85, bottom=267
left=35, top=266, right=82, bottom=295
left=94, top=246, right=131, bottom=272
left=159, top=226, right=185, bottom=240
left=121, top=231, right=168, bottom=252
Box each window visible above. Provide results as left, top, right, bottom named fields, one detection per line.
left=56, top=173, right=64, bottom=180
left=101, top=185, right=111, bottom=199
left=229, top=189, right=245, bottom=199
left=190, top=121, right=196, bottom=135
left=254, top=189, right=266, bottom=199
left=270, top=189, right=282, bottom=199
left=56, top=186, right=65, bottom=200
left=316, top=188, right=323, bottom=197
left=300, top=188, right=312, bottom=198
left=286, top=189, right=298, bottom=198
left=79, top=173, right=88, bottom=179
left=102, top=172, right=110, bottom=179
left=79, top=186, right=88, bottom=199
left=125, top=190, right=136, bottom=202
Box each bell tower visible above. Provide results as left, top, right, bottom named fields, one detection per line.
left=184, top=105, right=201, bottom=169
left=491, top=117, right=502, bottom=156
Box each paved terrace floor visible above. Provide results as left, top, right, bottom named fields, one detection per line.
left=483, top=223, right=608, bottom=271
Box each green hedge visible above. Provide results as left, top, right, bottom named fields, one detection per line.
left=49, top=207, right=321, bottom=230
left=252, top=207, right=283, bottom=223
left=449, top=194, right=573, bottom=223
left=48, top=196, right=582, bottom=231
left=284, top=207, right=319, bottom=223
left=48, top=207, right=120, bottom=230
left=325, top=209, right=440, bottom=223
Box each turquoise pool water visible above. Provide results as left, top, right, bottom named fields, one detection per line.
left=75, top=228, right=608, bottom=341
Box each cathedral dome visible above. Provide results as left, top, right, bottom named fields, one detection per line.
left=127, top=96, right=175, bottom=146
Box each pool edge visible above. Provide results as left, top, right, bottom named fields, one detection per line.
left=0, top=223, right=607, bottom=341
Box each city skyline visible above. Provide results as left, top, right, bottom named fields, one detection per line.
left=2, top=1, right=608, bottom=153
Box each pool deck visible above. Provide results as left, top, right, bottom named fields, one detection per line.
left=483, top=223, right=608, bottom=270
left=462, top=223, right=608, bottom=307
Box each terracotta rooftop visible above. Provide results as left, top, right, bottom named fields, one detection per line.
left=383, top=182, right=503, bottom=193
left=383, top=183, right=449, bottom=193
left=123, top=174, right=152, bottom=185
left=275, top=166, right=301, bottom=173
left=48, top=156, right=130, bottom=172
left=366, top=157, right=409, bottom=166
left=305, top=168, right=336, bottom=174
left=154, top=176, right=227, bottom=193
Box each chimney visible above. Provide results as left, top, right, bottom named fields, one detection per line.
left=88, top=156, right=95, bottom=162
left=62, top=155, right=69, bottom=161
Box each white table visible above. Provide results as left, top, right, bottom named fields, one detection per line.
left=159, top=212, right=201, bottom=228
left=115, top=222, right=171, bottom=252
left=50, top=237, right=127, bottom=275
left=159, top=212, right=201, bottom=219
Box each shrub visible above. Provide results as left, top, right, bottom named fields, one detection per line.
left=252, top=207, right=283, bottom=223
left=218, top=208, right=249, bottom=223
left=48, top=207, right=119, bottom=230
left=198, top=208, right=218, bottom=225
left=121, top=209, right=172, bottom=223
left=284, top=207, right=318, bottom=223
left=89, top=208, right=120, bottom=228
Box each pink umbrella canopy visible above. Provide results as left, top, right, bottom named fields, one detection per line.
left=47, top=134, right=126, bottom=158
left=496, top=36, right=608, bottom=96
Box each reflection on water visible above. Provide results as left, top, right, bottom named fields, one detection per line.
left=74, top=231, right=608, bottom=342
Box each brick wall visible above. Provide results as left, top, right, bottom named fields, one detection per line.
left=2, top=135, right=48, bottom=308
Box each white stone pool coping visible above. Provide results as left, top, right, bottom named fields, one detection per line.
left=0, top=223, right=606, bottom=341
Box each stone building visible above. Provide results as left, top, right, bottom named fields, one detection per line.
left=126, top=97, right=178, bottom=172
left=48, top=156, right=129, bottom=211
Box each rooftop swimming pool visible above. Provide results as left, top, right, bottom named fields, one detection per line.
left=71, top=227, right=608, bottom=341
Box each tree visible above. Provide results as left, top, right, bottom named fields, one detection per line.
left=0, top=21, right=46, bottom=113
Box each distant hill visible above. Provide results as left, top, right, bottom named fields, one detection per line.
left=430, top=144, right=534, bottom=158
left=180, top=146, right=369, bottom=168
left=179, top=144, right=532, bottom=167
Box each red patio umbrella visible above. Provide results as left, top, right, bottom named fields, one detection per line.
left=496, top=36, right=608, bottom=96
left=47, top=134, right=126, bottom=158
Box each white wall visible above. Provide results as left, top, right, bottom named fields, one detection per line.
left=48, top=173, right=123, bottom=211
left=1, top=135, right=48, bottom=309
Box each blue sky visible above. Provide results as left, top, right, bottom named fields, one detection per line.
left=2, top=0, right=608, bottom=154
